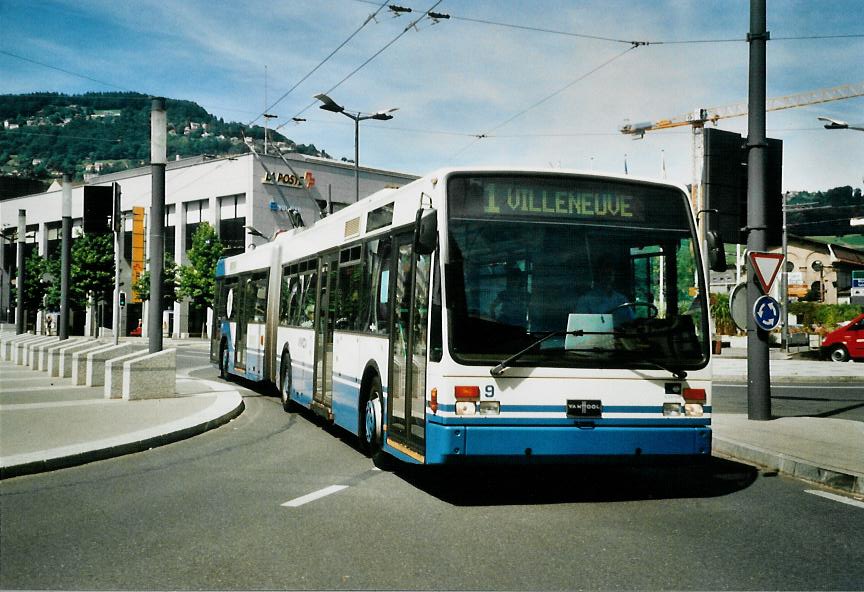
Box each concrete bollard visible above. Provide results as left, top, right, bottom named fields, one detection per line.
left=123, top=349, right=177, bottom=400
left=12, top=335, right=43, bottom=365
left=30, top=338, right=60, bottom=370
left=105, top=350, right=154, bottom=399
left=42, top=338, right=84, bottom=374
left=84, top=343, right=145, bottom=387
left=20, top=336, right=56, bottom=367
left=60, top=342, right=107, bottom=379
left=51, top=340, right=99, bottom=378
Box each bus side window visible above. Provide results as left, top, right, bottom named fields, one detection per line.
left=253, top=272, right=268, bottom=322
left=279, top=269, right=292, bottom=326
left=362, top=238, right=391, bottom=335
left=300, top=270, right=317, bottom=328
left=376, top=241, right=391, bottom=335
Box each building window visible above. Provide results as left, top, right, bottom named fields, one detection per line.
left=219, top=194, right=246, bottom=252
left=185, top=199, right=209, bottom=251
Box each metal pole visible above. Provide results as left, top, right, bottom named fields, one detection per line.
left=60, top=175, right=71, bottom=340
left=15, top=209, right=25, bottom=334
left=781, top=194, right=789, bottom=352
left=112, top=183, right=121, bottom=346
left=746, top=0, right=771, bottom=421
left=149, top=97, right=167, bottom=353
left=354, top=116, right=360, bottom=202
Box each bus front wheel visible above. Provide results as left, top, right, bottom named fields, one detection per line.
left=362, top=375, right=383, bottom=456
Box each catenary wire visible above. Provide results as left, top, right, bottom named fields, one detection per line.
left=248, top=0, right=391, bottom=128
left=277, top=0, right=443, bottom=131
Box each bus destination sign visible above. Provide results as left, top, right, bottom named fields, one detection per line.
left=480, top=184, right=644, bottom=222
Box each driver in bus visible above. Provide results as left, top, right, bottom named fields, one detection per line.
left=576, top=261, right=634, bottom=324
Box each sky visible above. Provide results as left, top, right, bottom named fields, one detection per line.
left=1, top=0, right=862, bottom=192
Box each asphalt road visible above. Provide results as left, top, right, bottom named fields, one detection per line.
left=1, top=350, right=862, bottom=590
left=713, top=383, right=864, bottom=421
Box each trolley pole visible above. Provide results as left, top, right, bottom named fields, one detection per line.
left=746, top=0, right=772, bottom=420
left=60, top=175, right=71, bottom=340
left=149, top=97, right=167, bottom=354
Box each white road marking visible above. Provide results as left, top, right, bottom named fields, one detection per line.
left=805, top=490, right=864, bottom=509
left=281, top=485, right=349, bottom=508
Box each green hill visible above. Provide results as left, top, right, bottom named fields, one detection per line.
left=0, top=92, right=328, bottom=181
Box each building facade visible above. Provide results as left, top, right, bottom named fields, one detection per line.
left=0, top=152, right=416, bottom=337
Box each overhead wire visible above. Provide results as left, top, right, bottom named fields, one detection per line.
left=248, top=0, right=391, bottom=128
left=450, top=44, right=639, bottom=161
left=276, top=0, right=443, bottom=132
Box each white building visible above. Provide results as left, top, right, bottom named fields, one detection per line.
left=1, top=152, right=416, bottom=337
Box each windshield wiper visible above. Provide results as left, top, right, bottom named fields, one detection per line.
left=490, top=329, right=583, bottom=377
left=635, top=357, right=688, bottom=380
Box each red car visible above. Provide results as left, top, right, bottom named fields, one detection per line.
left=821, top=313, right=864, bottom=362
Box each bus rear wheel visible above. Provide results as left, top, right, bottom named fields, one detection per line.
left=280, top=351, right=296, bottom=412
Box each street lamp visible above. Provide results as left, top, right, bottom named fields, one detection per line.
left=314, top=93, right=397, bottom=202
left=817, top=116, right=864, bottom=132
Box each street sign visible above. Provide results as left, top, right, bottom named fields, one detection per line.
left=749, top=251, right=784, bottom=293
left=852, top=270, right=864, bottom=305
left=753, top=295, right=781, bottom=331
left=729, top=283, right=748, bottom=331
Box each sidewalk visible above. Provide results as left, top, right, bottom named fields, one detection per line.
left=0, top=333, right=861, bottom=495
left=0, top=340, right=244, bottom=479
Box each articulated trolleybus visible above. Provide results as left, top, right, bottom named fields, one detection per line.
left=212, top=167, right=725, bottom=466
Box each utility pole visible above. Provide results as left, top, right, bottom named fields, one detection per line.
left=746, top=0, right=772, bottom=421
left=112, top=182, right=122, bottom=346
left=15, top=209, right=25, bottom=334
left=149, top=97, right=167, bottom=353
left=60, top=175, right=71, bottom=340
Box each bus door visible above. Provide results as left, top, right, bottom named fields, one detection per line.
left=313, top=253, right=339, bottom=416
left=233, top=275, right=252, bottom=371
left=387, top=234, right=431, bottom=459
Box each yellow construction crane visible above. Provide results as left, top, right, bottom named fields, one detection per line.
left=619, top=81, right=864, bottom=236
left=620, top=81, right=864, bottom=137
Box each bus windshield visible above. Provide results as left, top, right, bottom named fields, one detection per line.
left=446, top=174, right=709, bottom=372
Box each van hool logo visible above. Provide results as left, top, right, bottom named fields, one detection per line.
left=263, top=170, right=315, bottom=189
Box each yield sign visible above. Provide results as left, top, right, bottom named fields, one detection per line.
left=749, top=251, right=785, bottom=294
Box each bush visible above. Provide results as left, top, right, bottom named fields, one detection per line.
left=789, top=302, right=863, bottom=334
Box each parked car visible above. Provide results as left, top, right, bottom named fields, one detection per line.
left=820, top=313, right=864, bottom=362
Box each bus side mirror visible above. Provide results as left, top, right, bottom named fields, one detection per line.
left=706, top=231, right=727, bottom=272
left=415, top=208, right=438, bottom=255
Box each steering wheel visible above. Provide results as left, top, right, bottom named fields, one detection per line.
left=608, top=301, right=659, bottom=319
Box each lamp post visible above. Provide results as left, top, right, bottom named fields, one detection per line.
left=817, top=116, right=864, bottom=132
left=314, top=93, right=397, bottom=202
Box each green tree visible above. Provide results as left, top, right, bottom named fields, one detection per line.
left=130, top=255, right=179, bottom=309
left=177, top=223, right=223, bottom=309
left=22, top=251, right=49, bottom=321
left=71, top=232, right=114, bottom=305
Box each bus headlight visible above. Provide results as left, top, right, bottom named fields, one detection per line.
left=663, top=402, right=683, bottom=416
left=684, top=403, right=704, bottom=417
left=478, top=401, right=500, bottom=415
left=456, top=401, right=477, bottom=415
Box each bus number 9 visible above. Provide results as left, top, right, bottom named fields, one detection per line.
left=484, top=385, right=495, bottom=398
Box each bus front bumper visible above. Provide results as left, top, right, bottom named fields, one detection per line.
left=424, top=422, right=712, bottom=465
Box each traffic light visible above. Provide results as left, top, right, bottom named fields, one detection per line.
left=83, top=185, right=114, bottom=233
left=119, top=291, right=126, bottom=307
left=703, top=128, right=782, bottom=246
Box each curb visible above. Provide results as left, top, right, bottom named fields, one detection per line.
left=712, top=375, right=863, bottom=384
left=712, top=436, right=863, bottom=495
left=0, top=391, right=245, bottom=480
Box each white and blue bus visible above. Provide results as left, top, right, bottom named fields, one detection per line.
left=212, top=167, right=725, bottom=465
